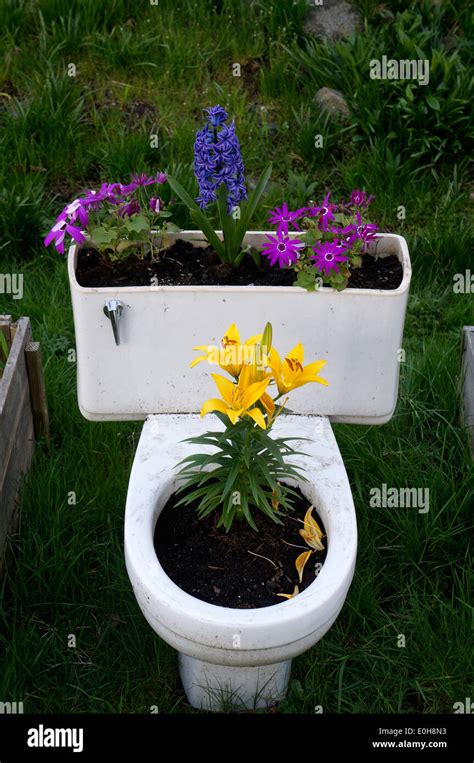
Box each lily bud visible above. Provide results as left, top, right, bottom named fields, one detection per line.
left=261, top=322, right=272, bottom=357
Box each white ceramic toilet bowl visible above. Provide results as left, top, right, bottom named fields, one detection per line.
left=124, top=413, right=357, bottom=710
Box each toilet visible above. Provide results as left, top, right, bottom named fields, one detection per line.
left=68, top=231, right=411, bottom=710
left=124, top=413, right=357, bottom=710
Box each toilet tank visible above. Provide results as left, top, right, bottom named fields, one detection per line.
left=68, top=232, right=411, bottom=425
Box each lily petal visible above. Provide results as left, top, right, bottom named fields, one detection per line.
left=200, top=398, right=228, bottom=417
left=245, top=407, right=266, bottom=429
left=211, top=373, right=237, bottom=405
left=295, top=550, right=313, bottom=583
left=241, top=377, right=271, bottom=409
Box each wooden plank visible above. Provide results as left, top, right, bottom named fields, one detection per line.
left=0, top=359, right=32, bottom=494
left=0, top=394, right=34, bottom=573
left=0, top=319, right=33, bottom=483
left=0, top=316, right=38, bottom=574
left=0, top=317, right=31, bottom=414
left=25, top=342, right=50, bottom=441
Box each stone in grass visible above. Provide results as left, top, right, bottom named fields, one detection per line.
left=314, top=87, right=351, bottom=119
left=304, top=0, right=360, bottom=41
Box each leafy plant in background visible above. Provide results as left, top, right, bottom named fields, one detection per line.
left=167, top=105, right=272, bottom=266
left=262, top=190, right=378, bottom=291
left=43, top=172, right=177, bottom=260
left=175, top=322, right=328, bottom=531
left=0, top=331, right=9, bottom=378
left=285, top=5, right=473, bottom=172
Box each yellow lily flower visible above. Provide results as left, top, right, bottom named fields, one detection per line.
left=201, top=371, right=271, bottom=429
left=191, top=323, right=271, bottom=380
left=269, top=342, right=328, bottom=395
left=191, top=322, right=244, bottom=378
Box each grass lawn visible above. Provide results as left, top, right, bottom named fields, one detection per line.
left=0, top=0, right=473, bottom=713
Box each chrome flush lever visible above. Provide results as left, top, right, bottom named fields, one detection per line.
left=103, top=299, right=124, bottom=346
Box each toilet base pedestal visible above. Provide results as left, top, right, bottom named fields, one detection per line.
left=178, top=653, right=292, bottom=711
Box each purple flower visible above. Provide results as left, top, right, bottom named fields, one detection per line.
left=307, top=192, right=336, bottom=229
left=350, top=211, right=378, bottom=250
left=311, top=241, right=349, bottom=276
left=58, top=198, right=89, bottom=227
left=131, top=173, right=155, bottom=187
left=44, top=219, right=85, bottom=255
left=261, top=231, right=304, bottom=267
left=347, top=189, right=374, bottom=209
left=204, top=105, right=228, bottom=127
left=149, top=197, right=161, bottom=213
left=82, top=183, right=117, bottom=208
left=118, top=198, right=140, bottom=217
left=155, top=172, right=167, bottom=184
left=267, top=203, right=306, bottom=234
left=194, top=104, right=247, bottom=213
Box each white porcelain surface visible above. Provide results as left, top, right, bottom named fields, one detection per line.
left=69, top=232, right=411, bottom=424
left=124, top=413, right=357, bottom=709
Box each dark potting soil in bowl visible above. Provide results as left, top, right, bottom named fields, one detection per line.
left=154, top=487, right=327, bottom=609
left=76, top=241, right=403, bottom=290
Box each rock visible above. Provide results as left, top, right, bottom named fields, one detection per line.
left=304, top=0, right=360, bottom=41
left=314, top=87, right=350, bottom=118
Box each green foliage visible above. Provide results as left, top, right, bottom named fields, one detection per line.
left=175, top=418, right=306, bottom=532
left=0, top=330, right=9, bottom=376
left=88, top=211, right=177, bottom=261
left=285, top=4, right=473, bottom=169
left=167, top=163, right=272, bottom=265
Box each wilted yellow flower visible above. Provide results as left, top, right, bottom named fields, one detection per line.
left=299, top=506, right=325, bottom=551
left=277, top=585, right=300, bottom=600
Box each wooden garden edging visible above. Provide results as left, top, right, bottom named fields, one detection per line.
left=0, top=315, right=49, bottom=572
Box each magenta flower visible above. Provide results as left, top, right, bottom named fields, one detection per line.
left=351, top=211, right=378, bottom=250
left=267, top=203, right=306, bottom=234
left=58, top=198, right=89, bottom=227
left=118, top=198, right=140, bottom=218
left=347, top=189, right=374, bottom=209
left=149, top=197, right=161, bottom=213
left=311, top=241, right=349, bottom=276
left=307, top=192, right=336, bottom=229
left=261, top=231, right=305, bottom=267
left=44, top=219, right=85, bottom=255
left=82, top=183, right=117, bottom=208
left=155, top=172, right=167, bottom=184
left=131, top=173, right=156, bottom=187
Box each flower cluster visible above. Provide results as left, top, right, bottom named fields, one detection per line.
left=194, top=105, right=247, bottom=213
left=168, top=105, right=271, bottom=266
left=175, top=323, right=328, bottom=531
left=262, top=189, right=378, bottom=291
left=44, top=173, right=169, bottom=259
